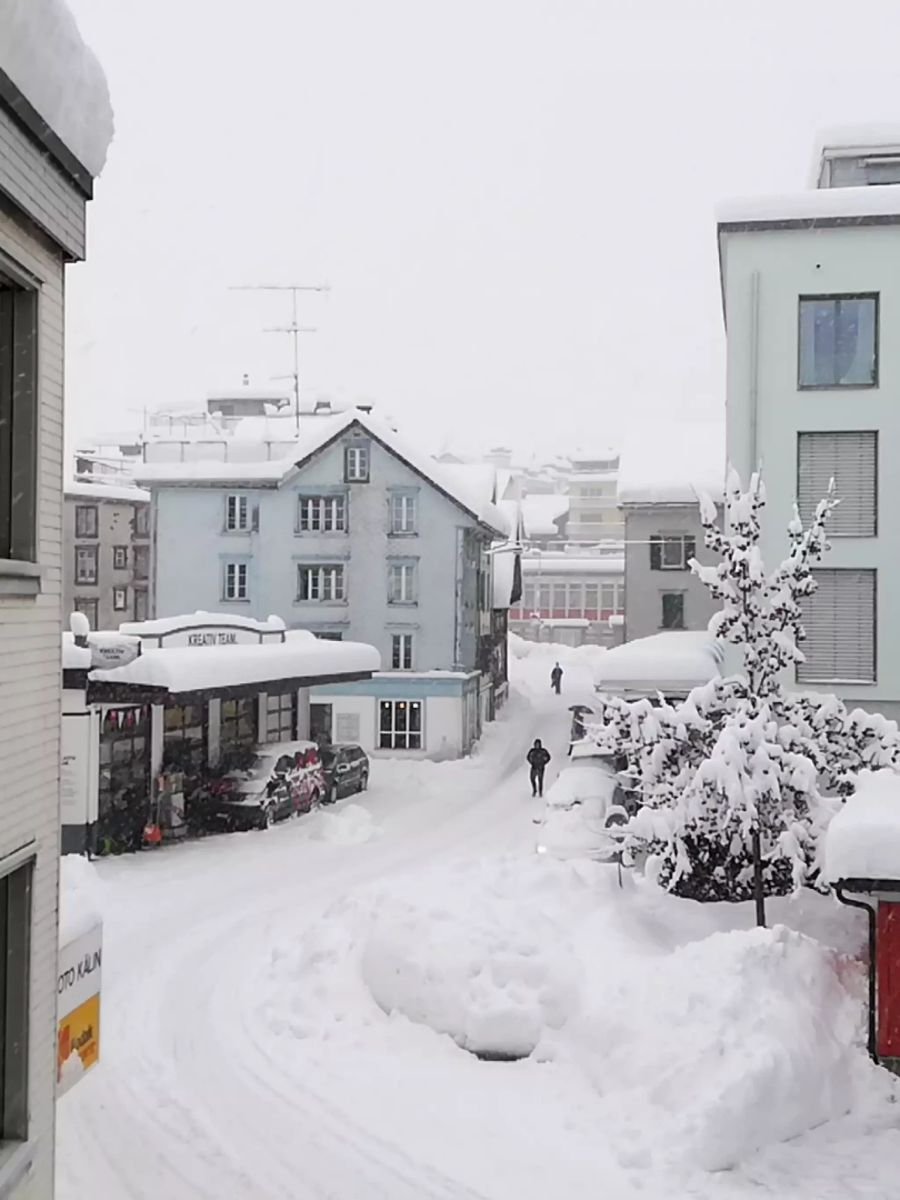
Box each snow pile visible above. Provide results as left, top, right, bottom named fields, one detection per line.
left=0, top=0, right=113, bottom=176
left=59, top=853, right=102, bottom=946
left=307, top=803, right=382, bottom=846
left=267, top=854, right=875, bottom=1169
left=594, top=630, right=723, bottom=693
left=507, top=631, right=608, bottom=673
left=823, top=768, right=900, bottom=883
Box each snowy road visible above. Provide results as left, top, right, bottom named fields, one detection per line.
left=56, top=656, right=585, bottom=1200
left=56, top=648, right=900, bottom=1199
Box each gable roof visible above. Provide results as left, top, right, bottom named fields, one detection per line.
left=136, top=408, right=509, bottom=537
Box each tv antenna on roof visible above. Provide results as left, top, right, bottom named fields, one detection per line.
left=229, top=283, right=330, bottom=432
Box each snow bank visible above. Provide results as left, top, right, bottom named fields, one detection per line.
left=307, top=803, right=381, bottom=846
left=267, top=853, right=875, bottom=1170
left=823, top=768, right=900, bottom=882
left=59, top=854, right=102, bottom=946
left=0, top=0, right=114, bottom=176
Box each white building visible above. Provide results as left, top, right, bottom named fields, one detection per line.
left=0, top=7, right=111, bottom=1194
left=719, top=131, right=900, bottom=719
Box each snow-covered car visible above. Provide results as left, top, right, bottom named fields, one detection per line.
left=215, top=741, right=326, bottom=830
left=535, top=750, right=629, bottom=863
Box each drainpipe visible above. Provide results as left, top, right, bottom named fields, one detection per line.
left=834, top=883, right=878, bottom=1063
left=748, top=270, right=760, bottom=474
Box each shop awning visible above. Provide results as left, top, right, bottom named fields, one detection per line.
left=86, top=631, right=381, bottom=704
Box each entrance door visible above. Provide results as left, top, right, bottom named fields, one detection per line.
left=310, top=702, right=333, bottom=746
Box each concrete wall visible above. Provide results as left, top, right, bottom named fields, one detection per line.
left=722, top=222, right=900, bottom=713
left=0, top=194, right=72, bottom=1194
left=622, top=505, right=720, bottom=642
left=152, top=432, right=492, bottom=672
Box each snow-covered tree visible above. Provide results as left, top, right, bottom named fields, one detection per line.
left=591, top=471, right=900, bottom=904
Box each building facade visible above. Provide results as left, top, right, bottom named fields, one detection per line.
left=63, top=482, right=151, bottom=629
left=0, top=40, right=108, bottom=1199
left=566, top=451, right=623, bottom=544
left=508, top=553, right=624, bottom=647
left=139, top=412, right=510, bottom=758
left=719, top=135, right=900, bottom=719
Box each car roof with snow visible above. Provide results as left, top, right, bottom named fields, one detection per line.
left=544, top=762, right=618, bottom=810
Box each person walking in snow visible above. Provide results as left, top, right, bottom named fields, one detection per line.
left=550, top=662, right=563, bottom=695
left=527, top=739, right=551, bottom=797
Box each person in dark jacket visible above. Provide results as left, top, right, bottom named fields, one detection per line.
left=526, top=739, right=551, bottom=797
left=550, top=663, right=563, bottom=694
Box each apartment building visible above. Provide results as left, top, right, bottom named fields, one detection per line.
left=0, top=17, right=110, bottom=1196
left=566, top=450, right=623, bottom=544
left=63, top=482, right=151, bottom=629
left=718, top=131, right=900, bottom=719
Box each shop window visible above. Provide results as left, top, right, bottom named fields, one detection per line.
left=379, top=699, right=422, bottom=750
left=266, top=692, right=296, bottom=743
left=0, top=857, right=32, bottom=1143
left=75, top=505, right=98, bottom=539
left=97, top=708, right=150, bottom=852
left=220, top=698, right=256, bottom=758
left=163, top=704, right=206, bottom=772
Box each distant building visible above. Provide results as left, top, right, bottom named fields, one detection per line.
left=64, top=482, right=152, bottom=629
left=566, top=450, right=623, bottom=544
left=719, top=130, right=900, bottom=719
left=509, top=552, right=624, bottom=647
left=617, top=421, right=723, bottom=643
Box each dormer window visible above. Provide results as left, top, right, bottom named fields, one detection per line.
left=344, top=442, right=370, bottom=483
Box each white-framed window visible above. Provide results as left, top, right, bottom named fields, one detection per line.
left=0, top=856, right=32, bottom=1143
left=799, top=568, right=876, bottom=684
left=113, top=586, right=128, bottom=611
left=344, top=443, right=370, bottom=483
left=798, top=294, right=878, bottom=389
left=392, top=632, right=414, bottom=669
left=299, top=495, right=346, bottom=533
left=225, top=494, right=249, bottom=532
left=797, top=431, right=877, bottom=536
left=390, top=492, right=417, bottom=534
left=650, top=534, right=695, bottom=571
left=224, top=561, right=248, bottom=600
left=379, top=699, right=422, bottom=750
left=298, top=564, right=345, bottom=601
left=388, top=561, right=417, bottom=604
left=601, top=582, right=619, bottom=612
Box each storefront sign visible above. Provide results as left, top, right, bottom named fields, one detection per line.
left=90, top=637, right=141, bottom=669
left=57, top=922, right=102, bottom=1096
left=186, top=631, right=238, bottom=647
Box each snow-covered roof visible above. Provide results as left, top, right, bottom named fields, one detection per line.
left=811, top=125, right=900, bottom=187
left=521, top=555, right=624, bottom=577
left=595, top=632, right=723, bottom=695
left=617, top=420, right=725, bottom=506
left=522, top=494, right=569, bottom=538
left=207, top=388, right=291, bottom=404
left=822, top=770, right=900, bottom=883
left=118, top=612, right=286, bottom=639
left=1, top=0, right=114, bottom=177
left=62, top=632, right=91, bottom=670
left=65, top=480, right=150, bottom=504
left=137, top=409, right=509, bottom=536
left=717, top=182, right=900, bottom=228
left=88, top=632, right=380, bottom=696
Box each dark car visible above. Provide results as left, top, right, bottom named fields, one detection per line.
left=319, top=744, right=370, bottom=804
left=207, top=741, right=326, bottom=831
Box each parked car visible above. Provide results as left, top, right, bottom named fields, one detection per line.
left=212, top=741, right=326, bottom=831
left=535, top=748, right=630, bottom=863
left=319, top=743, right=370, bottom=804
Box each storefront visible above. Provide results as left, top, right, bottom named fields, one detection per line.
left=61, top=614, right=380, bottom=854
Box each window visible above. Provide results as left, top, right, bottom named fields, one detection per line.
left=163, top=703, right=206, bottom=771
left=344, top=443, right=370, bottom=482
left=0, top=858, right=33, bottom=1143
left=315, top=631, right=344, bottom=640
left=134, top=589, right=149, bottom=621
left=522, top=582, right=536, bottom=611
left=224, top=561, right=248, bottom=601
left=797, top=431, right=877, bottom=536
left=225, top=494, right=249, bottom=532
left=0, top=272, right=37, bottom=563
left=97, top=707, right=149, bottom=846
left=798, top=295, right=878, bottom=388
left=113, top=587, right=127, bottom=611
left=538, top=582, right=551, bottom=610
left=799, top=568, right=876, bottom=683
left=567, top=583, right=583, bottom=616
left=298, top=564, right=345, bottom=601
left=390, top=493, right=417, bottom=534
left=552, top=583, right=566, bottom=611
left=650, top=535, right=695, bottom=571
left=74, top=597, right=98, bottom=628
left=392, top=632, right=414, bottom=669
left=75, top=545, right=98, bottom=584
left=661, top=592, right=685, bottom=629
left=601, top=582, right=618, bottom=612
left=220, top=698, right=256, bottom=756
left=379, top=699, right=422, bottom=750
left=299, top=495, right=346, bottom=533
left=388, top=561, right=417, bottom=604
left=134, top=506, right=150, bottom=537
left=113, top=545, right=128, bottom=570
left=133, top=545, right=149, bottom=581
left=266, top=692, right=296, bottom=742
left=75, top=506, right=98, bottom=539
left=336, top=712, right=360, bottom=743
left=584, top=583, right=599, bottom=613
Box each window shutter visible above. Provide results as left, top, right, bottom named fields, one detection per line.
left=797, top=432, right=876, bottom=535
left=798, top=569, right=875, bottom=682
left=649, top=537, right=662, bottom=570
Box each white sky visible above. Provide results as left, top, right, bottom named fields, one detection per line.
left=64, top=0, right=900, bottom=461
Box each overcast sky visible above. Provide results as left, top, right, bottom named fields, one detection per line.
left=64, top=0, right=900, bottom=461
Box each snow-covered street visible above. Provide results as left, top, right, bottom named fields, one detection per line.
left=56, top=648, right=900, bottom=1200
